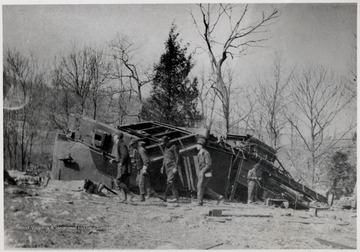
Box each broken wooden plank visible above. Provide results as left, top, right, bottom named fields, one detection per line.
left=283, top=220, right=325, bottom=225
left=206, top=219, right=226, bottom=223
left=265, top=157, right=327, bottom=203
left=309, top=208, right=318, bottom=217
left=222, top=213, right=273, bottom=218
left=314, top=238, right=355, bottom=249
left=282, top=219, right=350, bottom=226
left=204, top=242, right=224, bottom=250
left=183, top=157, right=192, bottom=191
left=102, top=185, right=118, bottom=195
left=229, top=158, right=244, bottom=201
left=206, top=216, right=231, bottom=223
left=208, top=209, right=223, bottom=217
left=266, top=198, right=288, bottom=205
left=186, top=156, right=195, bottom=191
left=277, top=184, right=310, bottom=209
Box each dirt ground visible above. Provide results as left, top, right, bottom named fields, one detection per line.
left=3, top=180, right=357, bottom=249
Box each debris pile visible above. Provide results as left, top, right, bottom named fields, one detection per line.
left=6, top=165, right=50, bottom=187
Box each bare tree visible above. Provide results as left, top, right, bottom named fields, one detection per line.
left=46, top=64, right=76, bottom=132
left=109, top=34, right=153, bottom=101
left=198, top=70, right=217, bottom=130
left=287, top=65, right=355, bottom=188
left=226, top=67, right=253, bottom=135
left=254, top=54, right=292, bottom=150
left=88, top=49, right=112, bottom=120
left=245, top=93, right=266, bottom=140
left=55, top=47, right=93, bottom=115
left=191, top=4, right=279, bottom=134
left=3, top=48, right=46, bottom=171
left=97, top=70, right=141, bottom=125
left=50, top=46, right=111, bottom=127
left=346, top=33, right=356, bottom=97
left=199, top=66, right=250, bottom=136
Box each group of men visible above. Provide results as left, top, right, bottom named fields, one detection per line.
left=110, top=132, right=150, bottom=202
left=110, top=132, right=224, bottom=206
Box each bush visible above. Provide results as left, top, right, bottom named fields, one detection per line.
left=327, top=151, right=356, bottom=197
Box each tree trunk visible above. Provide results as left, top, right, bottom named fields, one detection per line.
left=311, top=154, right=317, bottom=189
left=216, top=73, right=230, bottom=135
left=14, top=128, right=18, bottom=170
left=21, top=111, right=27, bottom=172
left=28, top=132, right=35, bottom=168
left=138, top=84, right=142, bottom=102
left=208, top=93, right=216, bottom=131
left=4, top=128, right=11, bottom=170
left=93, top=99, right=97, bottom=120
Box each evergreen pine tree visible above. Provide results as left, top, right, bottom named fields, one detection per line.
left=143, top=24, right=202, bottom=127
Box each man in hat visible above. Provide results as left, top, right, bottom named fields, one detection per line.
left=196, top=138, right=223, bottom=206
left=247, top=163, right=262, bottom=204
left=159, top=136, right=180, bottom=203
left=110, top=132, right=133, bottom=202
left=129, top=139, right=151, bottom=202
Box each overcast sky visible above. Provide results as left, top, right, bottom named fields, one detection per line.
left=2, top=2, right=357, bottom=137
left=3, top=3, right=356, bottom=79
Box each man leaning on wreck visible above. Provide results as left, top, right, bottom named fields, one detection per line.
left=247, top=163, right=262, bottom=204
left=159, top=136, right=180, bottom=203
left=130, top=139, right=151, bottom=202
left=110, top=132, right=134, bottom=202
left=196, top=138, right=223, bottom=206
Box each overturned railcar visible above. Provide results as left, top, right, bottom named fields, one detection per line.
left=51, top=114, right=233, bottom=196
left=52, top=114, right=329, bottom=207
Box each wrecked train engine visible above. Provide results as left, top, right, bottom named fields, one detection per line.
left=51, top=115, right=329, bottom=208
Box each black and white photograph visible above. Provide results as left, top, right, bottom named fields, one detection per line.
left=2, top=2, right=357, bottom=249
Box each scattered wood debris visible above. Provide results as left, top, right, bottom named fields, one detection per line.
left=314, top=238, right=355, bottom=249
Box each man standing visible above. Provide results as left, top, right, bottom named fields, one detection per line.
left=130, top=139, right=151, bottom=202
left=196, top=138, right=223, bottom=206
left=110, top=132, right=133, bottom=202
left=159, top=136, right=180, bottom=203
left=247, top=163, right=262, bottom=204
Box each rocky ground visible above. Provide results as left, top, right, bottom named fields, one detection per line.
left=3, top=180, right=357, bottom=249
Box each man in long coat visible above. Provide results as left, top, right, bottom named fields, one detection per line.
left=130, top=139, right=151, bottom=201
left=196, top=138, right=223, bottom=206
left=247, top=163, right=262, bottom=204
left=110, top=132, right=133, bottom=202
left=159, top=136, right=180, bottom=203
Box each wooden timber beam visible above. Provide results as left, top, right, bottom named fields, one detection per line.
left=229, top=157, right=244, bottom=201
